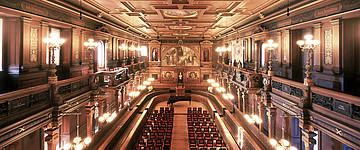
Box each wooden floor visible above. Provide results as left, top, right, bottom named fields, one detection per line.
left=155, top=101, right=207, bottom=150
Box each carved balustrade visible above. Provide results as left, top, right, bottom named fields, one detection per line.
left=0, top=84, right=51, bottom=126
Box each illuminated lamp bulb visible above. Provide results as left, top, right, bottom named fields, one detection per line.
left=98, top=116, right=105, bottom=122
left=84, top=137, right=92, bottom=145
left=64, top=143, right=72, bottom=150
left=73, top=136, right=82, bottom=144
left=280, top=139, right=290, bottom=147
left=269, top=138, right=278, bottom=147
left=75, top=144, right=83, bottom=150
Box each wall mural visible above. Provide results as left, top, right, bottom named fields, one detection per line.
left=187, top=71, right=199, bottom=80
left=162, top=71, right=175, bottom=80
left=161, top=46, right=200, bottom=66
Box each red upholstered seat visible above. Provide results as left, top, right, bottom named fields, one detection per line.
left=190, top=139, right=196, bottom=147
left=216, top=140, right=222, bottom=147
left=198, top=139, right=205, bottom=147
left=207, top=140, right=213, bottom=147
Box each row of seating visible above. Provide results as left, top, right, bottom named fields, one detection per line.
left=187, top=107, right=227, bottom=150
left=136, top=107, right=174, bottom=150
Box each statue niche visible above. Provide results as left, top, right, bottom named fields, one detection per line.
left=161, top=46, right=200, bottom=66
left=151, top=48, right=159, bottom=61
left=203, top=48, right=210, bottom=62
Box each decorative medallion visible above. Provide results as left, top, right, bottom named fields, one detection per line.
left=324, top=29, right=333, bottom=65
left=30, top=28, right=38, bottom=63
left=187, top=71, right=199, bottom=79
left=163, top=10, right=198, bottom=18
left=162, top=71, right=175, bottom=80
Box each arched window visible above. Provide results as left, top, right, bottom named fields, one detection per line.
left=97, top=41, right=106, bottom=69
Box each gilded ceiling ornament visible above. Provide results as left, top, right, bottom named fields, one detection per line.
left=163, top=10, right=198, bottom=18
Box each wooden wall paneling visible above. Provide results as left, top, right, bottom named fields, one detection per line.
left=313, top=23, right=322, bottom=72
left=40, top=21, right=49, bottom=70
left=330, top=19, right=341, bottom=74
left=290, top=29, right=303, bottom=82
left=21, top=17, right=31, bottom=70
left=283, top=30, right=290, bottom=65
left=5, top=17, right=21, bottom=75
left=343, top=18, right=360, bottom=95
left=60, top=28, right=72, bottom=80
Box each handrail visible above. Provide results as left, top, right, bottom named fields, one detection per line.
left=272, top=76, right=306, bottom=90
left=0, top=84, right=50, bottom=103
left=56, top=75, right=90, bottom=86
left=311, top=86, right=360, bottom=106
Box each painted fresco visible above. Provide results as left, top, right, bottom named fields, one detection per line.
left=161, top=46, right=200, bottom=66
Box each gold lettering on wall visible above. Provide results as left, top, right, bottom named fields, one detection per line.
left=30, top=28, right=38, bottom=63
left=324, top=29, right=333, bottom=65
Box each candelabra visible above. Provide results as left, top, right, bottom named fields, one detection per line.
left=296, top=35, right=319, bottom=86
left=61, top=111, right=92, bottom=150
left=43, top=32, right=65, bottom=82
left=263, top=40, right=278, bottom=77
left=84, top=39, right=98, bottom=74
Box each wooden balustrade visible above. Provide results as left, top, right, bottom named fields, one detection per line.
left=0, top=84, right=50, bottom=126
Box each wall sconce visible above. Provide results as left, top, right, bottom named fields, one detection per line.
left=216, top=87, right=226, bottom=93
left=84, top=39, right=98, bottom=73
left=269, top=138, right=297, bottom=150
left=207, top=79, right=215, bottom=83
left=222, top=93, right=234, bottom=100
left=98, top=112, right=117, bottom=123
left=244, top=114, right=262, bottom=124
left=129, top=91, right=140, bottom=97
left=297, top=34, right=319, bottom=86
left=137, top=85, right=146, bottom=90
left=263, top=39, right=278, bottom=76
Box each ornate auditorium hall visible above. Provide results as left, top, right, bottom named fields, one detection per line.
left=0, top=0, right=359, bottom=150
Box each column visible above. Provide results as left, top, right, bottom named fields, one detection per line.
left=267, top=107, right=277, bottom=138
left=85, top=105, right=93, bottom=137
left=258, top=102, right=265, bottom=132
left=44, top=124, right=59, bottom=150
left=302, top=129, right=317, bottom=150
left=98, top=99, right=104, bottom=128
left=242, top=91, right=248, bottom=114
left=237, top=88, right=241, bottom=110
left=282, top=112, right=291, bottom=141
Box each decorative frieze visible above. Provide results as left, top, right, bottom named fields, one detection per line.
left=271, top=81, right=304, bottom=98
left=0, top=90, right=49, bottom=117
left=312, top=92, right=358, bottom=120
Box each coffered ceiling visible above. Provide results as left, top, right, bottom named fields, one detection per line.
left=68, top=0, right=285, bottom=39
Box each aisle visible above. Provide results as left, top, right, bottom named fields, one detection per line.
left=171, top=114, right=189, bottom=150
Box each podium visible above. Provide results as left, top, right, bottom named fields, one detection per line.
left=176, top=84, right=185, bottom=96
